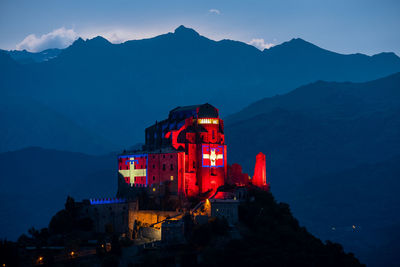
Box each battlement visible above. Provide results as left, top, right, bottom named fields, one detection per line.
left=89, top=197, right=126, bottom=205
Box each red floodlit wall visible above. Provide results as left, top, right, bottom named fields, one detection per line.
left=252, top=152, right=267, bottom=188
left=199, top=143, right=227, bottom=195
left=166, top=114, right=227, bottom=197
left=228, top=163, right=250, bottom=186
left=118, top=154, right=147, bottom=186
left=147, top=153, right=180, bottom=190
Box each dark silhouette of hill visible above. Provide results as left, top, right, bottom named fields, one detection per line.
left=289, top=156, right=400, bottom=267
left=3, top=48, right=61, bottom=64
left=140, top=189, right=364, bottom=266
left=225, top=73, right=400, bottom=266
left=1, top=26, right=399, bottom=152
left=0, top=147, right=116, bottom=240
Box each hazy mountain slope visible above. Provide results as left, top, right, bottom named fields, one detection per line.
left=0, top=147, right=116, bottom=240
left=225, top=73, right=400, bottom=266
left=4, top=48, right=61, bottom=64
left=227, top=72, right=400, bottom=124
left=1, top=26, right=399, bottom=150
left=263, top=38, right=400, bottom=85
left=226, top=72, right=400, bottom=194
left=0, top=51, right=25, bottom=92
left=0, top=96, right=115, bottom=154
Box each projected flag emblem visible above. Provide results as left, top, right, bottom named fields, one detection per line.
left=202, top=145, right=224, bottom=167
left=118, top=154, right=148, bottom=186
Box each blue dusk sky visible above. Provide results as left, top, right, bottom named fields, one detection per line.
left=0, top=0, right=399, bottom=55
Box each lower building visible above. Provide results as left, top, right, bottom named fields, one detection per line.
left=209, top=199, right=239, bottom=225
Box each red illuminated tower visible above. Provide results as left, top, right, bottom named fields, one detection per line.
left=252, top=152, right=267, bottom=188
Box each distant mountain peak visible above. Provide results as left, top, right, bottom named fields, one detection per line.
left=285, top=38, right=318, bottom=48
left=288, top=37, right=308, bottom=43
left=71, top=37, right=85, bottom=46
left=372, top=51, right=399, bottom=60
left=87, top=36, right=111, bottom=45
left=70, top=36, right=110, bottom=46
left=174, top=25, right=200, bottom=37
left=263, top=37, right=330, bottom=56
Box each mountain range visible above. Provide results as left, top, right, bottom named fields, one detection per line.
left=5, top=48, right=61, bottom=64
left=1, top=25, right=400, bottom=154
left=1, top=26, right=400, bottom=266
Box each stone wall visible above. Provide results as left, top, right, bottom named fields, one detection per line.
left=210, top=199, right=239, bottom=225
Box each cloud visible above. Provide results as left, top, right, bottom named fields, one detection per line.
left=209, top=9, right=221, bottom=15
left=248, top=38, right=275, bottom=50
left=16, top=27, right=78, bottom=52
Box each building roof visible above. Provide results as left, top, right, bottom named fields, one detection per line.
left=170, top=104, right=202, bottom=113
left=169, top=103, right=219, bottom=120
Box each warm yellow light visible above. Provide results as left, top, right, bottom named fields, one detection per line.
left=70, top=251, right=75, bottom=256
left=204, top=199, right=211, bottom=215
left=198, top=118, right=219, bottom=125
left=38, top=257, right=43, bottom=261
left=170, top=176, right=174, bottom=181
left=152, top=188, right=156, bottom=192
left=101, top=244, right=104, bottom=248
left=352, top=225, right=356, bottom=229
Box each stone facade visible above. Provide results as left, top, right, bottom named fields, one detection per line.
left=210, top=199, right=239, bottom=225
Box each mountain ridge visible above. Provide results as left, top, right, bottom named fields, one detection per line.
left=1, top=25, right=400, bottom=153
left=226, top=71, right=400, bottom=125
left=4, top=26, right=398, bottom=59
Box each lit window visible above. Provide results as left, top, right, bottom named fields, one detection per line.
left=198, top=118, right=219, bottom=125
left=170, top=176, right=174, bottom=181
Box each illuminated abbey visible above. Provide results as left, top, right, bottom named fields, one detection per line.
left=77, top=104, right=269, bottom=242
left=116, top=103, right=268, bottom=201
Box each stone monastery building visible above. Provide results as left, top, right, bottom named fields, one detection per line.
left=117, top=103, right=268, bottom=199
